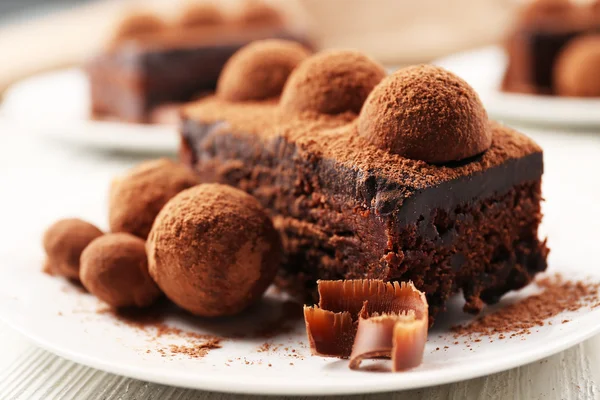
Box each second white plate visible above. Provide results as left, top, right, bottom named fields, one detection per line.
left=1, top=68, right=179, bottom=154
left=434, top=46, right=600, bottom=128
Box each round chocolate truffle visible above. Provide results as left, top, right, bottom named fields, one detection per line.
left=178, top=2, right=224, bottom=27
left=236, top=0, right=283, bottom=26
left=521, top=0, right=570, bottom=18
left=359, top=65, right=491, bottom=164
left=147, top=183, right=282, bottom=317
left=109, top=158, right=200, bottom=239
left=112, top=12, right=165, bottom=42
left=217, top=39, right=311, bottom=102
left=554, top=34, right=600, bottom=97
left=518, top=0, right=589, bottom=28
left=280, top=50, right=387, bottom=115
left=80, top=233, right=161, bottom=308
left=43, top=218, right=104, bottom=280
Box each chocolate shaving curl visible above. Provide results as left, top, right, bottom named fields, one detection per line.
left=303, top=306, right=354, bottom=357
left=349, top=310, right=428, bottom=371
left=304, top=280, right=428, bottom=371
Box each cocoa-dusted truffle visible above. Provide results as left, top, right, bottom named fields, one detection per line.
left=280, top=50, right=386, bottom=116
left=111, top=12, right=165, bottom=42
left=554, top=34, right=600, bottom=97
left=520, top=0, right=571, bottom=21
left=109, top=158, right=200, bottom=239
left=80, top=233, right=161, bottom=308
left=217, top=39, right=311, bottom=102
left=177, top=2, right=224, bottom=27
left=236, top=0, right=283, bottom=26
left=359, top=65, right=491, bottom=164
left=147, top=183, right=282, bottom=317
left=43, top=219, right=104, bottom=280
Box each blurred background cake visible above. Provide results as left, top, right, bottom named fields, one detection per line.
left=502, top=0, right=600, bottom=96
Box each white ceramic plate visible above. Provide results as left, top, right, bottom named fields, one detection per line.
left=434, top=46, right=600, bottom=128
left=1, top=69, right=179, bottom=154
left=0, top=129, right=599, bottom=396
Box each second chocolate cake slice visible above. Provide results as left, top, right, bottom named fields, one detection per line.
left=180, top=42, right=548, bottom=321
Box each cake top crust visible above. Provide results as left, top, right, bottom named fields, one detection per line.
left=182, top=48, right=542, bottom=190
left=183, top=98, right=541, bottom=190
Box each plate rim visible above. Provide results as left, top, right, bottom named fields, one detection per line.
left=0, top=67, right=179, bottom=154
left=1, top=288, right=599, bottom=396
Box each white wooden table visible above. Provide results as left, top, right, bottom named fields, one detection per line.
left=1, top=120, right=599, bottom=400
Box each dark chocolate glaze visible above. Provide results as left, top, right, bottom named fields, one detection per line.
left=182, top=120, right=543, bottom=225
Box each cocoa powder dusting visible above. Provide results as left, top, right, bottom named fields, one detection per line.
left=168, top=338, right=222, bottom=358
left=101, top=306, right=223, bottom=359
left=452, top=274, right=600, bottom=338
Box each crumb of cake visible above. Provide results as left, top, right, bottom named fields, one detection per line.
left=554, top=34, right=600, bottom=97
left=111, top=11, right=165, bottom=42
left=452, top=274, right=600, bottom=338
left=217, top=40, right=311, bottom=102
left=43, top=218, right=104, bottom=280
left=236, top=0, right=283, bottom=26
left=80, top=233, right=161, bottom=308
left=280, top=50, right=386, bottom=116
left=109, top=158, right=199, bottom=239
left=177, top=2, right=224, bottom=27
left=147, top=183, right=282, bottom=317
left=359, top=65, right=491, bottom=164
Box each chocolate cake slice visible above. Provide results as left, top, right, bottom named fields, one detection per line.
left=502, top=0, right=600, bottom=95
left=180, top=43, right=548, bottom=321
left=86, top=3, right=310, bottom=123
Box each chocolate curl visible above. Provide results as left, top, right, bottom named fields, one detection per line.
left=304, top=306, right=355, bottom=358
left=392, top=313, right=428, bottom=371
left=349, top=310, right=428, bottom=371
left=318, top=280, right=428, bottom=319
left=305, top=280, right=428, bottom=371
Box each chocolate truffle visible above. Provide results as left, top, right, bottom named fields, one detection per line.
left=147, top=183, right=282, bottom=317
left=517, top=0, right=588, bottom=29
left=359, top=65, right=491, bottom=164
left=43, top=219, right=104, bottom=280
left=112, top=12, right=165, bottom=42
left=236, top=0, right=283, bottom=26
left=109, top=158, right=200, bottom=239
left=177, top=3, right=224, bottom=27
left=80, top=233, right=161, bottom=308
left=217, top=39, right=311, bottom=102
left=554, top=35, right=600, bottom=97
left=280, top=50, right=387, bottom=116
